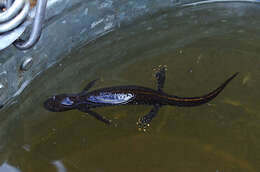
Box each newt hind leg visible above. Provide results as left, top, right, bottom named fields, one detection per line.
left=137, top=104, right=161, bottom=131
left=155, top=65, right=166, bottom=92
left=136, top=66, right=166, bottom=131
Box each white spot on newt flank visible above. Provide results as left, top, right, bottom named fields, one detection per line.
left=88, top=93, right=134, bottom=104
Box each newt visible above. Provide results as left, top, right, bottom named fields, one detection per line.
left=44, top=67, right=238, bottom=130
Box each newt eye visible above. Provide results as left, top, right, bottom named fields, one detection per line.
left=61, top=97, right=74, bottom=106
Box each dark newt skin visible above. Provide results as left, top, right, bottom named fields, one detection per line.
left=44, top=67, right=238, bottom=130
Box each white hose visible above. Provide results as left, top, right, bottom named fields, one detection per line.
left=0, top=0, right=25, bottom=23
left=0, top=0, right=30, bottom=33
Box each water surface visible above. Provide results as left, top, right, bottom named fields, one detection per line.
left=1, top=2, right=260, bottom=172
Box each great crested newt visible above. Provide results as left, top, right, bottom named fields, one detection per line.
left=44, top=67, right=238, bottom=130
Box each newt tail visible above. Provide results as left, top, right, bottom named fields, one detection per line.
left=164, top=72, right=239, bottom=106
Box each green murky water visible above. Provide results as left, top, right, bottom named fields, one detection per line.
left=1, top=2, right=260, bottom=172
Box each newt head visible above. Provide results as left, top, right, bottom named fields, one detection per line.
left=44, top=94, right=77, bottom=112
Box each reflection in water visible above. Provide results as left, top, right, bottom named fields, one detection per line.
left=1, top=2, right=260, bottom=172
left=0, top=162, right=20, bottom=172
left=22, top=144, right=31, bottom=152
left=52, top=161, right=67, bottom=172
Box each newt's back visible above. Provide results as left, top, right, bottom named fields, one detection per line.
left=85, top=86, right=165, bottom=107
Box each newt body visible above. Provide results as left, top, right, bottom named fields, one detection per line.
left=44, top=68, right=238, bottom=129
